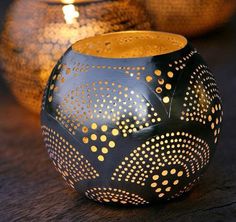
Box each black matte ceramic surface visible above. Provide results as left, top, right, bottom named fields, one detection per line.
left=41, top=31, right=223, bottom=206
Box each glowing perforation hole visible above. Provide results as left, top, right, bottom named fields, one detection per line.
left=151, top=182, right=157, bottom=188
left=167, top=71, right=174, bottom=78
left=89, top=123, right=97, bottom=133
left=112, top=129, right=119, bottom=136
left=165, top=187, right=171, bottom=192
left=91, top=134, right=97, bottom=141
left=101, top=125, right=108, bottom=132
left=154, top=69, right=161, bottom=76
left=158, top=78, right=165, bottom=85
left=163, top=97, right=170, bottom=104
left=98, top=155, right=104, bottom=162
left=173, top=180, right=179, bottom=185
left=100, top=135, right=107, bottom=142
left=102, top=147, right=108, bottom=154
left=156, top=87, right=162, bottom=93
left=82, top=137, right=89, bottom=144
left=165, top=83, right=172, bottom=90
left=162, top=180, right=168, bottom=186
left=91, top=146, right=97, bottom=152
left=48, top=96, right=53, bottom=102
left=162, top=170, right=168, bottom=176
left=109, top=141, right=116, bottom=148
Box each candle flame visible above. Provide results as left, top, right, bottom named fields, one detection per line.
left=62, top=4, right=79, bottom=25
left=61, top=0, right=75, bottom=4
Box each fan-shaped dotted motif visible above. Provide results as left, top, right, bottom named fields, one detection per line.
left=54, top=81, right=162, bottom=162
left=208, top=103, right=223, bottom=143
left=181, top=64, right=221, bottom=124
left=85, top=187, right=149, bottom=205
left=111, top=131, right=210, bottom=188
left=148, top=167, right=186, bottom=198
left=145, top=68, right=176, bottom=107
left=171, top=177, right=200, bottom=199
left=143, top=51, right=199, bottom=112
left=41, top=126, right=99, bottom=188
left=47, top=61, right=91, bottom=104
left=89, top=64, right=146, bottom=81
left=48, top=63, right=146, bottom=104
left=168, top=49, right=198, bottom=70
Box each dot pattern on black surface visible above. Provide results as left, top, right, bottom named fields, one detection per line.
left=181, top=64, right=221, bottom=122
left=55, top=81, right=161, bottom=161
left=40, top=31, right=223, bottom=204
left=208, top=102, right=223, bottom=143
left=143, top=52, right=199, bottom=112
left=170, top=177, right=200, bottom=199
left=47, top=63, right=148, bottom=104
left=42, top=126, right=99, bottom=188
left=85, top=187, right=149, bottom=205
left=89, top=64, right=146, bottom=80
left=168, top=49, right=198, bottom=70
left=112, top=131, right=210, bottom=192
left=145, top=68, right=176, bottom=108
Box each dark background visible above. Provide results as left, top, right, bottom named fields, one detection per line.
left=0, top=1, right=236, bottom=221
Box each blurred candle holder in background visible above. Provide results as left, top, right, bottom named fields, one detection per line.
left=139, top=0, right=236, bottom=37
left=0, top=0, right=151, bottom=113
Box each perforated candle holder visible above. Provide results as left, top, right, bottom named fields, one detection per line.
left=41, top=31, right=223, bottom=205
left=140, top=0, right=236, bottom=37
left=0, top=0, right=150, bottom=114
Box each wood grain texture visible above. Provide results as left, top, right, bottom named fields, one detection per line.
left=0, top=1, right=236, bottom=221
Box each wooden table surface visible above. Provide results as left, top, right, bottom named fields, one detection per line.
left=0, top=2, right=236, bottom=222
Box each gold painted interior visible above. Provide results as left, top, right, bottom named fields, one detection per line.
left=73, top=31, right=188, bottom=58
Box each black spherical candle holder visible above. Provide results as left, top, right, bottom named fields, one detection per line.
left=41, top=31, right=223, bottom=205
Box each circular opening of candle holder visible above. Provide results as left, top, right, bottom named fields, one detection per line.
left=41, top=31, right=223, bottom=206
left=0, top=0, right=151, bottom=114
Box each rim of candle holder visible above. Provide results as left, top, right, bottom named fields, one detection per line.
left=72, top=31, right=188, bottom=59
